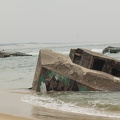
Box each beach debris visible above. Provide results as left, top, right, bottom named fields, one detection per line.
left=32, top=49, right=120, bottom=92
left=69, top=48, right=120, bottom=77
left=0, top=50, right=32, bottom=58
left=102, top=46, right=120, bottom=54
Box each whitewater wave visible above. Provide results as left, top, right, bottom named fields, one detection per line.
left=21, top=94, right=120, bottom=118
left=91, top=49, right=103, bottom=53
left=27, top=52, right=39, bottom=56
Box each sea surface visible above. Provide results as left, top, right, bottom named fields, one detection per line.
left=0, top=42, right=120, bottom=119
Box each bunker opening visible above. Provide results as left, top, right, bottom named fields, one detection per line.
left=111, top=69, right=120, bottom=77
left=92, top=58, right=105, bottom=71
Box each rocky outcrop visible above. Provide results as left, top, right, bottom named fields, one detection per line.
left=11, top=52, right=32, bottom=56
left=0, top=51, right=32, bottom=58
left=32, top=49, right=120, bottom=92
left=0, top=51, right=11, bottom=58
left=102, top=46, right=120, bottom=54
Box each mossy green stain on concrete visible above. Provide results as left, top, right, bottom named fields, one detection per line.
left=61, top=76, right=70, bottom=86
left=45, top=70, right=70, bottom=86
left=79, top=86, right=87, bottom=91
left=47, top=71, right=56, bottom=77
left=37, top=74, right=44, bottom=92
left=37, top=70, right=90, bottom=92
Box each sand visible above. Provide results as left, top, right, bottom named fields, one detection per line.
left=0, top=90, right=33, bottom=120
left=0, top=90, right=119, bottom=120
left=0, top=113, right=32, bottom=120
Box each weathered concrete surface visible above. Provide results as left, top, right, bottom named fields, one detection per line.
left=102, top=46, right=120, bottom=54
left=32, top=49, right=120, bottom=92
left=69, top=48, right=120, bottom=77
left=0, top=51, right=32, bottom=58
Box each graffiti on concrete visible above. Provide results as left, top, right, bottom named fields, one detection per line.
left=36, top=68, right=96, bottom=92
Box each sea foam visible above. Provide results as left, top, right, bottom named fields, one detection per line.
left=21, top=94, right=120, bottom=118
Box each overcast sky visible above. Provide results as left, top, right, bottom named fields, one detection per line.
left=0, top=0, right=120, bottom=44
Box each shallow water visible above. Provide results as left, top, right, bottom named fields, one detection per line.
left=22, top=91, right=120, bottom=119
left=0, top=42, right=120, bottom=118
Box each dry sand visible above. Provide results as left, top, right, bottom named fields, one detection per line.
left=0, top=91, right=119, bottom=120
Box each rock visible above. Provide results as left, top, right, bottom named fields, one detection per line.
left=12, top=52, right=32, bottom=56
left=0, top=51, right=11, bottom=58
left=102, top=46, right=120, bottom=54
left=32, top=49, right=120, bottom=92
left=0, top=50, right=32, bottom=58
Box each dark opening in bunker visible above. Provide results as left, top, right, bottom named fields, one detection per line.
left=73, top=55, right=81, bottom=65
left=92, top=58, right=105, bottom=71
left=70, top=81, right=79, bottom=91
left=111, top=69, right=120, bottom=77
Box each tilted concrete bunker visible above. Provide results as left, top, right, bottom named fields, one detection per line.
left=32, top=49, right=120, bottom=92
left=69, top=48, right=120, bottom=77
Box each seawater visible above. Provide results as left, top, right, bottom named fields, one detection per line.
left=0, top=42, right=120, bottom=118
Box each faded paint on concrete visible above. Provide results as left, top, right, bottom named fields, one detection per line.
left=36, top=68, right=95, bottom=92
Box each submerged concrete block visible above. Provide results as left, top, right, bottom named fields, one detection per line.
left=102, top=46, right=120, bottom=54
left=32, top=49, right=120, bottom=92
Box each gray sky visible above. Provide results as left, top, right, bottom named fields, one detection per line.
left=0, top=0, right=120, bottom=44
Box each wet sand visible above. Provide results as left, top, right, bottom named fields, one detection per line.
left=0, top=113, right=32, bottom=120
left=0, top=91, right=119, bottom=120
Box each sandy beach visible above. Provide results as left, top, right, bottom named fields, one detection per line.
left=0, top=90, right=119, bottom=120
left=0, top=113, right=32, bottom=120
left=0, top=91, right=33, bottom=120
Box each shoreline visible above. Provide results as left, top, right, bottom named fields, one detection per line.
left=0, top=91, right=119, bottom=120
left=0, top=113, right=32, bottom=120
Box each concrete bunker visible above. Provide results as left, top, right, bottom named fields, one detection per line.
left=32, top=49, right=120, bottom=92
left=69, top=48, right=120, bottom=78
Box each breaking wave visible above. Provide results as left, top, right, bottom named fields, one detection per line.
left=26, top=52, right=39, bottom=56
left=91, top=49, right=103, bottom=53
left=21, top=92, right=120, bottom=118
